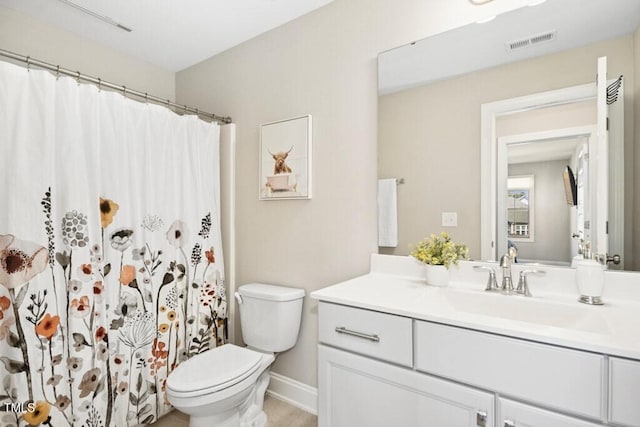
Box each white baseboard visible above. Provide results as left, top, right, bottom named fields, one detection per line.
left=267, top=372, right=318, bottom=415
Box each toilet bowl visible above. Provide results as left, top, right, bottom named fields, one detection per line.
left=166, top=283, right=304, bottom=427
left=166, top=344, right=274, bottom=427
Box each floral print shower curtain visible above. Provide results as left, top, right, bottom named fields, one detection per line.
left=0, top=61, right=227, bottom=426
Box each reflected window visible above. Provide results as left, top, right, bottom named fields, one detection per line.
left=507, top=175, right=534, bottom=242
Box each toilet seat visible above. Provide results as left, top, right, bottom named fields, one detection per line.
left=166, top=344, right=264, bottom=397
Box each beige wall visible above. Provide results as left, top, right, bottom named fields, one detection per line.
left=176, top=0, right=532, bottom=388
left=0, top=6, right=175, bottom=100
left=509, top=160, right=571, bottom=263
left=379, top=35, right=636, bottom=263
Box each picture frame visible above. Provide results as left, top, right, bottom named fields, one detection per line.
left=259, top=115, right=312, bottom=200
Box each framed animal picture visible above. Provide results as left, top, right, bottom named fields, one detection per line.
left=259, top=115, right=312, bottom=200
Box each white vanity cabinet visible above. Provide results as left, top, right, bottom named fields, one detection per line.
left=312, top=256, right=640, bottom=427
left=317, top=300, right=640, bottom=427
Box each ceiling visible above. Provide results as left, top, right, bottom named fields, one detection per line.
left=0, top=0, right=334, bottom=71
left=508, top=136, right=584, bottom=165
left=379, top=0, right=640, bottom=94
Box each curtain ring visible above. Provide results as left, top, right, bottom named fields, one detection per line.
left=25, top=56, right=31, bottom=72
left=144, top=93, right=148, bottom=103
left=184, top=104, right=188, bottom=113
left=97, top=78, right=102, bottom=92
left=76, top=71, right=81, bottom=85
left=55, top=65, right=60, bottom=80
left=122, top=86, right=127, bottom=97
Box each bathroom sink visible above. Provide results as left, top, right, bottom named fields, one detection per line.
left=442, top=290, right=612, bottom=335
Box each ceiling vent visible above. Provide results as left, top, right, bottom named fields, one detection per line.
left=506, top=30, right=556, bottom=52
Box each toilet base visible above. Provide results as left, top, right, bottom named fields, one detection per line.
left=189, top=409, right=240, bottom=427
left=184, top=368, right=271, bottom=427
left=239, top=368, right=271, bottom=427
left=242, top=410, right=267, bottom=427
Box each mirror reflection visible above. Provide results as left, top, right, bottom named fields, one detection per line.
left=506, top=139, right=581, bottom=266
left=377, top=0, right=640, bottom=270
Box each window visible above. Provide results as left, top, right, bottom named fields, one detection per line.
left=507, top=175, right=534, bottom=242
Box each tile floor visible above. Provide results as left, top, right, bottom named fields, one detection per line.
left=154, top=394, right=317, bottom=427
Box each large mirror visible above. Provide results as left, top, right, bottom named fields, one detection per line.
left=377, top=0, right=640, bottom=270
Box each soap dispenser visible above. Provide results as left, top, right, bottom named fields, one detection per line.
left=574, top=242, right=605, bottom=305
left=571, top=239, right=586, bottom=267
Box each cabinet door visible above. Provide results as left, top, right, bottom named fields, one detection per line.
left=499, top=398, right=603, bottom=427
left=609, top=357, right=640, bottom=427
left=318, top=344, right=493, bottom=427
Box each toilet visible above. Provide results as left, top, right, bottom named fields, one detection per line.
left=166, top=283, right=305, bottom=427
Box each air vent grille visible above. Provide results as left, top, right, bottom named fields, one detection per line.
left=506, top=30, right=556, bottom=52
left=509, top=39, right=530, bottom=50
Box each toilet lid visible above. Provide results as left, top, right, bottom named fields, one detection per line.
left=166, top=344, right=263, bottom=394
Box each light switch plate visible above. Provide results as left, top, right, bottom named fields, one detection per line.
left=442, top=212, right=457, bottom=227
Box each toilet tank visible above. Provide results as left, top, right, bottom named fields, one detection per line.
left=236, top=283, right=305, bottom=353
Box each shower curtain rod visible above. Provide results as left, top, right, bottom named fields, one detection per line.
left=0, top=48, right=232, bottom=124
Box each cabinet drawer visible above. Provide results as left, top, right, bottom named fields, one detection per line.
left=318, top=302, right=412, bottom=367
left=500, top=398, right=603, bottom=427
left=609, top=357, right=640, bottom=427
left=415, top=321, right=604, bottom=421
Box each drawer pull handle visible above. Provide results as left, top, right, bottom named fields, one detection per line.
left=504, top=420, right=515, bottom=427
left=335, top=326, right=380, bottom=342
left=476, top=410, right=487, bottom=426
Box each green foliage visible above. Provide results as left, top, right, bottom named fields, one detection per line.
left=411, top=232, right=469, bottom=269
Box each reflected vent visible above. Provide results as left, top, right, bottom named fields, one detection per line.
left=506, top=30, right=556, bottom=52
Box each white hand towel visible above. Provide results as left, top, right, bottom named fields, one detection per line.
left=377, top=178, right=398, bottom=247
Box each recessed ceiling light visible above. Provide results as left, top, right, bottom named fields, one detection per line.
left=55, top=0, right=132, bottom=32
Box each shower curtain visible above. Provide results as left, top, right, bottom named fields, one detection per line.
left=0, top=61, right=227, bottom=426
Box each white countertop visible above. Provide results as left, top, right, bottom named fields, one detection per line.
left=311, top=255, right=640, bottom=360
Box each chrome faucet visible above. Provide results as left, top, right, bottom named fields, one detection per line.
left=499, top=247, right=517, bottom=293
left=473, top=265, right=499, bottom=291
left=516, top=269, right=545, bottom=297
left=475, top=247, right=545, bottom=297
